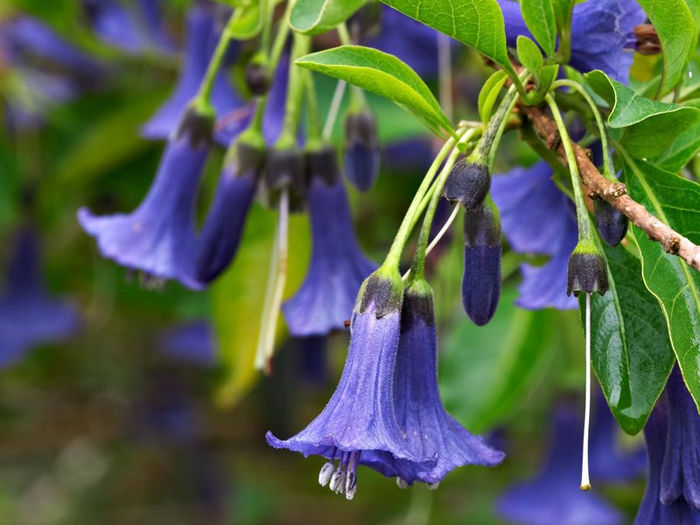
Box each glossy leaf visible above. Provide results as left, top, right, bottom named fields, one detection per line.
left=296, top=45, right=454, bottom=137
left=380, top=0, right=517, bottom=78
left=516, top=35, right=543, bottom=73
left=636, top=0, right=696, bottom=95
left=213, top=206, right=311, bottom=407
left=521, top=0, right=556, bottom=56
left=650, top=119, right=700, bottom=171
left=478, top=70, right=508, bottom=125
left=623, top=156, right=700, bottom=412
left=290, top=0, right=367, bottom=35
left=586, top=245, right=675, bottom=435
left=440, top=287, right=556, bottom=433
left=586, top=70, right=700, bottom=158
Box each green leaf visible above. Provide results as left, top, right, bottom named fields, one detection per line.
left=440, top=287, right=556, bottom=433
left=213, top=206, right=311, bottom=407
left=478, top=70, right=508, bottom=125
left=290, top=0, right=367, bottom=35
left=380, top=0, right=517, bottom=78
left=623, top=156, right=700, bottom=411
left=650, top=119, right=700, bottom=171
left=587, top=245, right=675, bottom=434
left=552, top=0, right=575, bottom=31
left=636, top=0, right=696, bottom=95
left=229, top=2, right=262, bottom=39
left=586, top=70, right=700, bottom=158
left=516, top=35, right=544, bottom=73
left=521, top=0, right=556, bottom=56
left=296, top=45, right=454, bottom=137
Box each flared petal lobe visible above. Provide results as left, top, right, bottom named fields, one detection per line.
left=364, top=283, right=504, bottom=485
left=283, top=148, right=376, bottom=336
left=497, top=406, right=622, bottom=525
left=78, top=131, right=208, bottom=289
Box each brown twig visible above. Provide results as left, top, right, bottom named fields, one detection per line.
left=521, top=103, right=700, bottom=272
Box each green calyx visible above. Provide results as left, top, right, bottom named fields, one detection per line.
left=356, top=265, right=404, bottom=318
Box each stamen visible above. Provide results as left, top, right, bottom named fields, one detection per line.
left=428, top=482, right=440, bottom=490
left=344, top=451, right=360, bottom=500
left=396, top=477, right=409, bottom=489
left=330, top=471, right=346, bottom=494
left=581, top=292, right=592, bottom=491
left=318, top=462, right=335, bottom=487
left=322, top=80, right=346, bottom=141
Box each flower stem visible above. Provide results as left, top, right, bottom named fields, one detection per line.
left=545, top=94, right=593, bottom=242
left=304, top=70, right=323, bottom=147
left=275, top=32, right=310, bottom=149
left=552, top=79, right=615, bottom=180
left=581, top=292, right=592, bottom=491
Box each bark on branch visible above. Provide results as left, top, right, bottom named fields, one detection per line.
left=520, top=103, right=700, bottom=272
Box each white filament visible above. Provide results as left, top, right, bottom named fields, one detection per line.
left=402, top=204, right=460, bottom=281
left=322, top=80, right=347, bottom=141
left=438, top=32, right=453, bottom=122
left=581, top=292, right=592, bottom=491
left=254, top=189, right=290, bottom=372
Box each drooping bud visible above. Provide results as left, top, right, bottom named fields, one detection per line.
left=566, top=241, right=609, bottom=296
left=344, top=109, right=379, bottom=191
left=443, top=159, right=490, bottom=210
left=175, top=104, right=214, bottom=149
left=594, top=200, right=628, bottom=247
left=462, top=202, right=501, bottom=326
left=245, top=53, right=270, bottom=96
left=264, top=147, right=306, bottom=212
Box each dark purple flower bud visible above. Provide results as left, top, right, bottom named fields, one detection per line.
left=194, top=140, right=263, bottom=282
left=344, top=110, right=379, bottom=191
left=283, top=147, right=376, bottom=336
left=0, top=227, right=79, bottom=366
left=443, top=159, right=490, bottom=210
left=78, top=112, right=212, bottom=289
left=595, top=200, right=628, bottom=247
left=462, top=204, right=501, bottom=326
left=265, top=147, right=306, bottom=212
left=497, top=405, right=623, bottom=525
left=267, top=268, right=437, bottom=498
left=363, top=280, right=504, bottom=485
left=636, top=381, right=700, bottom=524
left=566, top=242, right=609, bottom=296
left=245, top=55, right=270, bottom=96
left=141, top=4, right=243, bottom=145
left=347, top=2, right=381, bottom=41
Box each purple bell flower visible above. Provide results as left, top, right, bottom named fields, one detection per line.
left=195, top=141, right=263, bottom=283
left=283, top=147, right=376, bottom=336
left=499, top=0, right=645, bottom=83
left=497, top=405, right=622, bottom=525
left=636, top=384, right=700, bottom=524
left=491, top=161, right=578, bottom=310
left=0, top=227, right=79, bottom=366
left=141, top=4, right=243, bottom=145
left=78, top=114, right=211, bottom=290
left=363, top=280, right=504, bottom=486
left=267, top=269, right=435, bottom=499
left=159, top=321, right=215, bottom=366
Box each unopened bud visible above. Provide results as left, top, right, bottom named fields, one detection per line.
left=594, top=200, right=628, bottom=247
left=265, top=148, right=306, bottom=212
left=567, top=242, right=609, bottom=296
left=307, top=146, right=340, bottom=186
left=344, top=110, right=379, bottom=191
left=443, top=159, right=490, bottom=210
left=175, top=105, right=214, bottom=149
left=245, top=59, right=270, bottom=96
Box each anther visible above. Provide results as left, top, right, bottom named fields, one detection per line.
left=345, top=472, right=357, bottom=500
left=330, top=471, right=346, bottom=494
left=396, top=477, right=409, bottom=489
left=318, top=462, right=335, bottom=487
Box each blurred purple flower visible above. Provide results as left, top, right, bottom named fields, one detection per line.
left=78, top=127, right=209, bottom=290
left=296, top=336, right=328, bottom=386
left=491, top=161, right=578, bottom=310
left=499, top=0, right=645, bottom=83
left=268, top=272, right=435, bottom=499
left=141, top=4, right=243, bottom=145
left=636, top=384, right=700, bottom=524
left=497, top=405, right=622, bottom=525
left=0, top=227, right=79, bottom=366
left=363, top=283, right=504, bottom=486
left=160, top=321, right=215, bottom=366
left=83, top=0, right=174, bottom=54
left=283, top=148, right=376, bottom=336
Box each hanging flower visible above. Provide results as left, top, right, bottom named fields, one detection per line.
left=0, top=227, right=79, bottom=366
left=283, top=146, right=376, bottom=337
left=497, top=405, right=622, bottom=525
left=267, top=269, right=436, bottom=500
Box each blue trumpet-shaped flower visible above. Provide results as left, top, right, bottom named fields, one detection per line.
left=268, top=270, right=435, bottom=499
left=497, top=405, right=622, bottom=525
left=0, top=227, right=79, bottom=366
left=78, top=115, right=210, bottom=289
left=363, top=280, right=504, bottom=486
left=636, top=385, right=700, bottom=524
left=499, top=0, right=645, bottom=83
left=491, top=161, right=578, bottom=310
left=141, top=4, right=243, bottom=144
left=283, top=147, right=376, bottom=336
